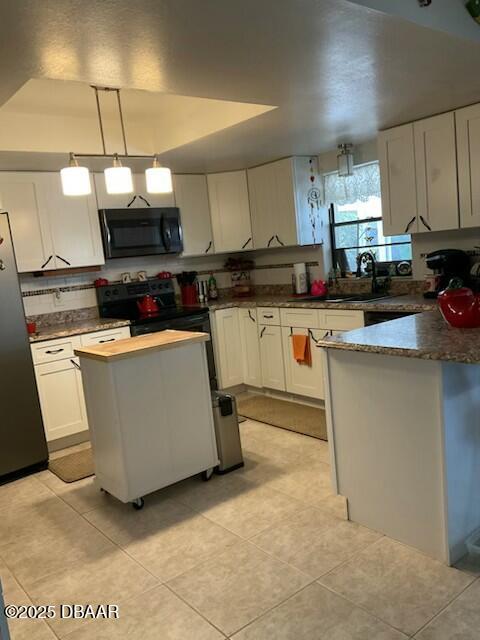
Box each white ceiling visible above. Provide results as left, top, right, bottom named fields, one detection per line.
left=1, top=0, right=480, bottom=172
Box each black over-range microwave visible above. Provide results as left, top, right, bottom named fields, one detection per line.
left=99, top=207, right=183, bottom=259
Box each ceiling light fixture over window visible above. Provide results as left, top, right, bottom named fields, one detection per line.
left=337, top=144, right=354, bottom=178
left=60, top=86, right=173, bottom=197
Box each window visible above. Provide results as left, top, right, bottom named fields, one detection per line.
left=324, top=162, right=412, bottom=274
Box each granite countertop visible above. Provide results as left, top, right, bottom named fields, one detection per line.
left=204, top=294, right=437, bottom=313
left=29, top=318, right=131, bottom=343
left=75, top=330, right=209, bottom=362
left=317, top=310, right=480, bottom=364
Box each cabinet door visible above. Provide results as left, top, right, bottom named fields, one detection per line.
left=259, top=324, right=285, bottom=391
left=47, top=174, right=105, bottom=268
left=239, top=308, right=262, bottom=388
left=34, top=357, right=88, bottom=442
left=414, top=113, right=459, bottom=233
left=273, top=157, right=300, bottom=247
left=378, top=124, right=418, bottom=236
left=94, top=173, right=175, bottom=209
left=0, top=172, right=54, bottom=272
left=173, top=174, right=214, bottom=256
left=207, top=171, right=252, bottom=252
left=293, top=156, right=325, bottom=246
left=214, top=308, right=244, bottom=388
left=456, top=103, right=480, bottom=229
left=282, top=327, right=325, bottom=400
left=248, top=163, right=276, bottom=249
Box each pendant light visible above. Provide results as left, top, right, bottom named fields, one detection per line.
left=60, top=153, right=91, bottom=196
left=337, top=144, right=354, bottom=177
left=60, top=85, right=172, bottom=197
left=146, top=155, right=173, bottom=194
left=104, top=153, right=134, bottom=194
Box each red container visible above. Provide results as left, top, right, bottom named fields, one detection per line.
left=438, top=285, right=480, bottom=328
left=181, top=284, right=198, bottom=306
left=26, top=321, right=37, bottom=335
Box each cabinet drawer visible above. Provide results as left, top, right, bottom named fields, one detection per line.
left=31, top=336, right=81, bottom=365
left=321, top=310, right=364, bottom=331
left=80, top=327, right=130, bottom=347
left=280, top=308, right=319, bottom=329
left=257, top=307, right=280, bottom=325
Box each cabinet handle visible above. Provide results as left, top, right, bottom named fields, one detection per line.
left=248, top=310, right=256, bottom=323
left=41, top=255, right=53, bottom=269
left=267, top=236, right=275, bottom=247
left=260, top=327, right=266, bottom=338
left=127, top=194, right=151, bottom=208
left=45, top=348, right=64, bottom=354
left=308, top=329, right=319, bottom=344
left=241, top=237, right=252, bottom=249
left=99, top=338, right=115, bottom=343
left=56, top=255, right=71, bottom=266
left=70, top=359, right=81, bottom=370
left=275, top=235, right=285, bottom=246
left=404, top=216, right=416, bottom=233
left=205, top=240, right=213, bottom=254
left=315, top=330, right=332, bottom=347
left=419, top=215, right=432, bottom=231
left=263, top=314, right=274, bottom=319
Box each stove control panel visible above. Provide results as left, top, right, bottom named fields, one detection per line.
left=96, top=278, right=175, bottom=304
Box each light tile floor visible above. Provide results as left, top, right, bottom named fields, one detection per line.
left=0, top=419, right=479, bottom=638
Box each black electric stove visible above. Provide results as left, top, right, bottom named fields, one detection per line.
left=96, top=279, right=217, bottom=388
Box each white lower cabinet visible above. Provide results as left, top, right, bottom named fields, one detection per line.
left=34, top=356, right=88, bottom=442
left=282, top=327, right=326, bottom=400
left=258, top=324, right=285, bottom=391
left=212, top=308, right=244, bottom=388
left=239, top=308, right=262, bottom=388
left=32, top=327, right=130, bottom=442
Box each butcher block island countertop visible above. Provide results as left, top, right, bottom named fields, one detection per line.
left=74, top=329, right=209, bottom=362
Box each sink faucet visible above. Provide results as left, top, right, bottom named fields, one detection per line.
left=356, top=251, right=379, bottom=293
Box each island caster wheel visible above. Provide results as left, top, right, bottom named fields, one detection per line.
left=202, top=468, right=214, bottom=482
left=132, top=497, right=145, bottom=510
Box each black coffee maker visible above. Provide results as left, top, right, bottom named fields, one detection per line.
left=424, top=249, right=471, bottom=298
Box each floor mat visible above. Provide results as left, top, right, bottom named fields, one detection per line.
left=49, top=447, right=94, bottom=483
left=237, top=395, right=327, bottom=440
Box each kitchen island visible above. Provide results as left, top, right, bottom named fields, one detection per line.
left=75, top=330, right=218, bottom=509
left=318, top=311, right=480, bottom=565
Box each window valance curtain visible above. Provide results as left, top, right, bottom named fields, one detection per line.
left=323, top=161, right=381, bottom=206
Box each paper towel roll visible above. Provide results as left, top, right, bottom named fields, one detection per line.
left=293, top=263, right=308, bottom=294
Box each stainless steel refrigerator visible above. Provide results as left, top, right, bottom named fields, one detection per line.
left=0, top=212, right=48, bottom=482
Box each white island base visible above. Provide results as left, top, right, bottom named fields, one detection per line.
left=76, top=331, right=219, bottom=509
left=323, top=349, right=480, bottom=565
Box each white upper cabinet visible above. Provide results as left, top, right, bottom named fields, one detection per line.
left=94, top=172, right=175, bottom=209
left=173, top=174, right=214, bottom=257
left=378, top=124, right=418, bottom=236
left=456, top=103, right=480, bottom=229
left=0, top=171, right=104, bottom=272
left=413, top=113, right=459, bottom=233
left=248, top=157, right=324, bottom=249
left=207, top=170, right=253, bottom=253
left=46, top=174, right=105, bottom=268
left=0, top=173, right=54, bottom=272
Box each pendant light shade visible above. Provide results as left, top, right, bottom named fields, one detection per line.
left=104, top=154, right=134, bottom=194
left=60, top=153, right=91, bottom=196
left=145, top=156, right=173, bottom=194
left=337, top=144, right=354, bottom=177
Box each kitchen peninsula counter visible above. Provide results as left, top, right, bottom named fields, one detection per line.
left=317, top=310, right=480, bottom=364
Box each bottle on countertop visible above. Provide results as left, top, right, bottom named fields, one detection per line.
left=208, top=273, right=218, bottom=300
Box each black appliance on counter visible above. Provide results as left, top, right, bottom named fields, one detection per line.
left=96, top=279, right=217, bottom=389
left=424, top=249, right=471, bottom=299
left=99, top=207, right=183, bottom=259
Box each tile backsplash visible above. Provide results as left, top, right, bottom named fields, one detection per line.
left=21, top=245, right=326, bottom=318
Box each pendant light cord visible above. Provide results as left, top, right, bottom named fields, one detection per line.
left=93, top=86, right=107, bottom=155
left=115, top=89, right=129, bottom=157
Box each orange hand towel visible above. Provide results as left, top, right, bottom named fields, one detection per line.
left=292, top=334, right=312, bottom=366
